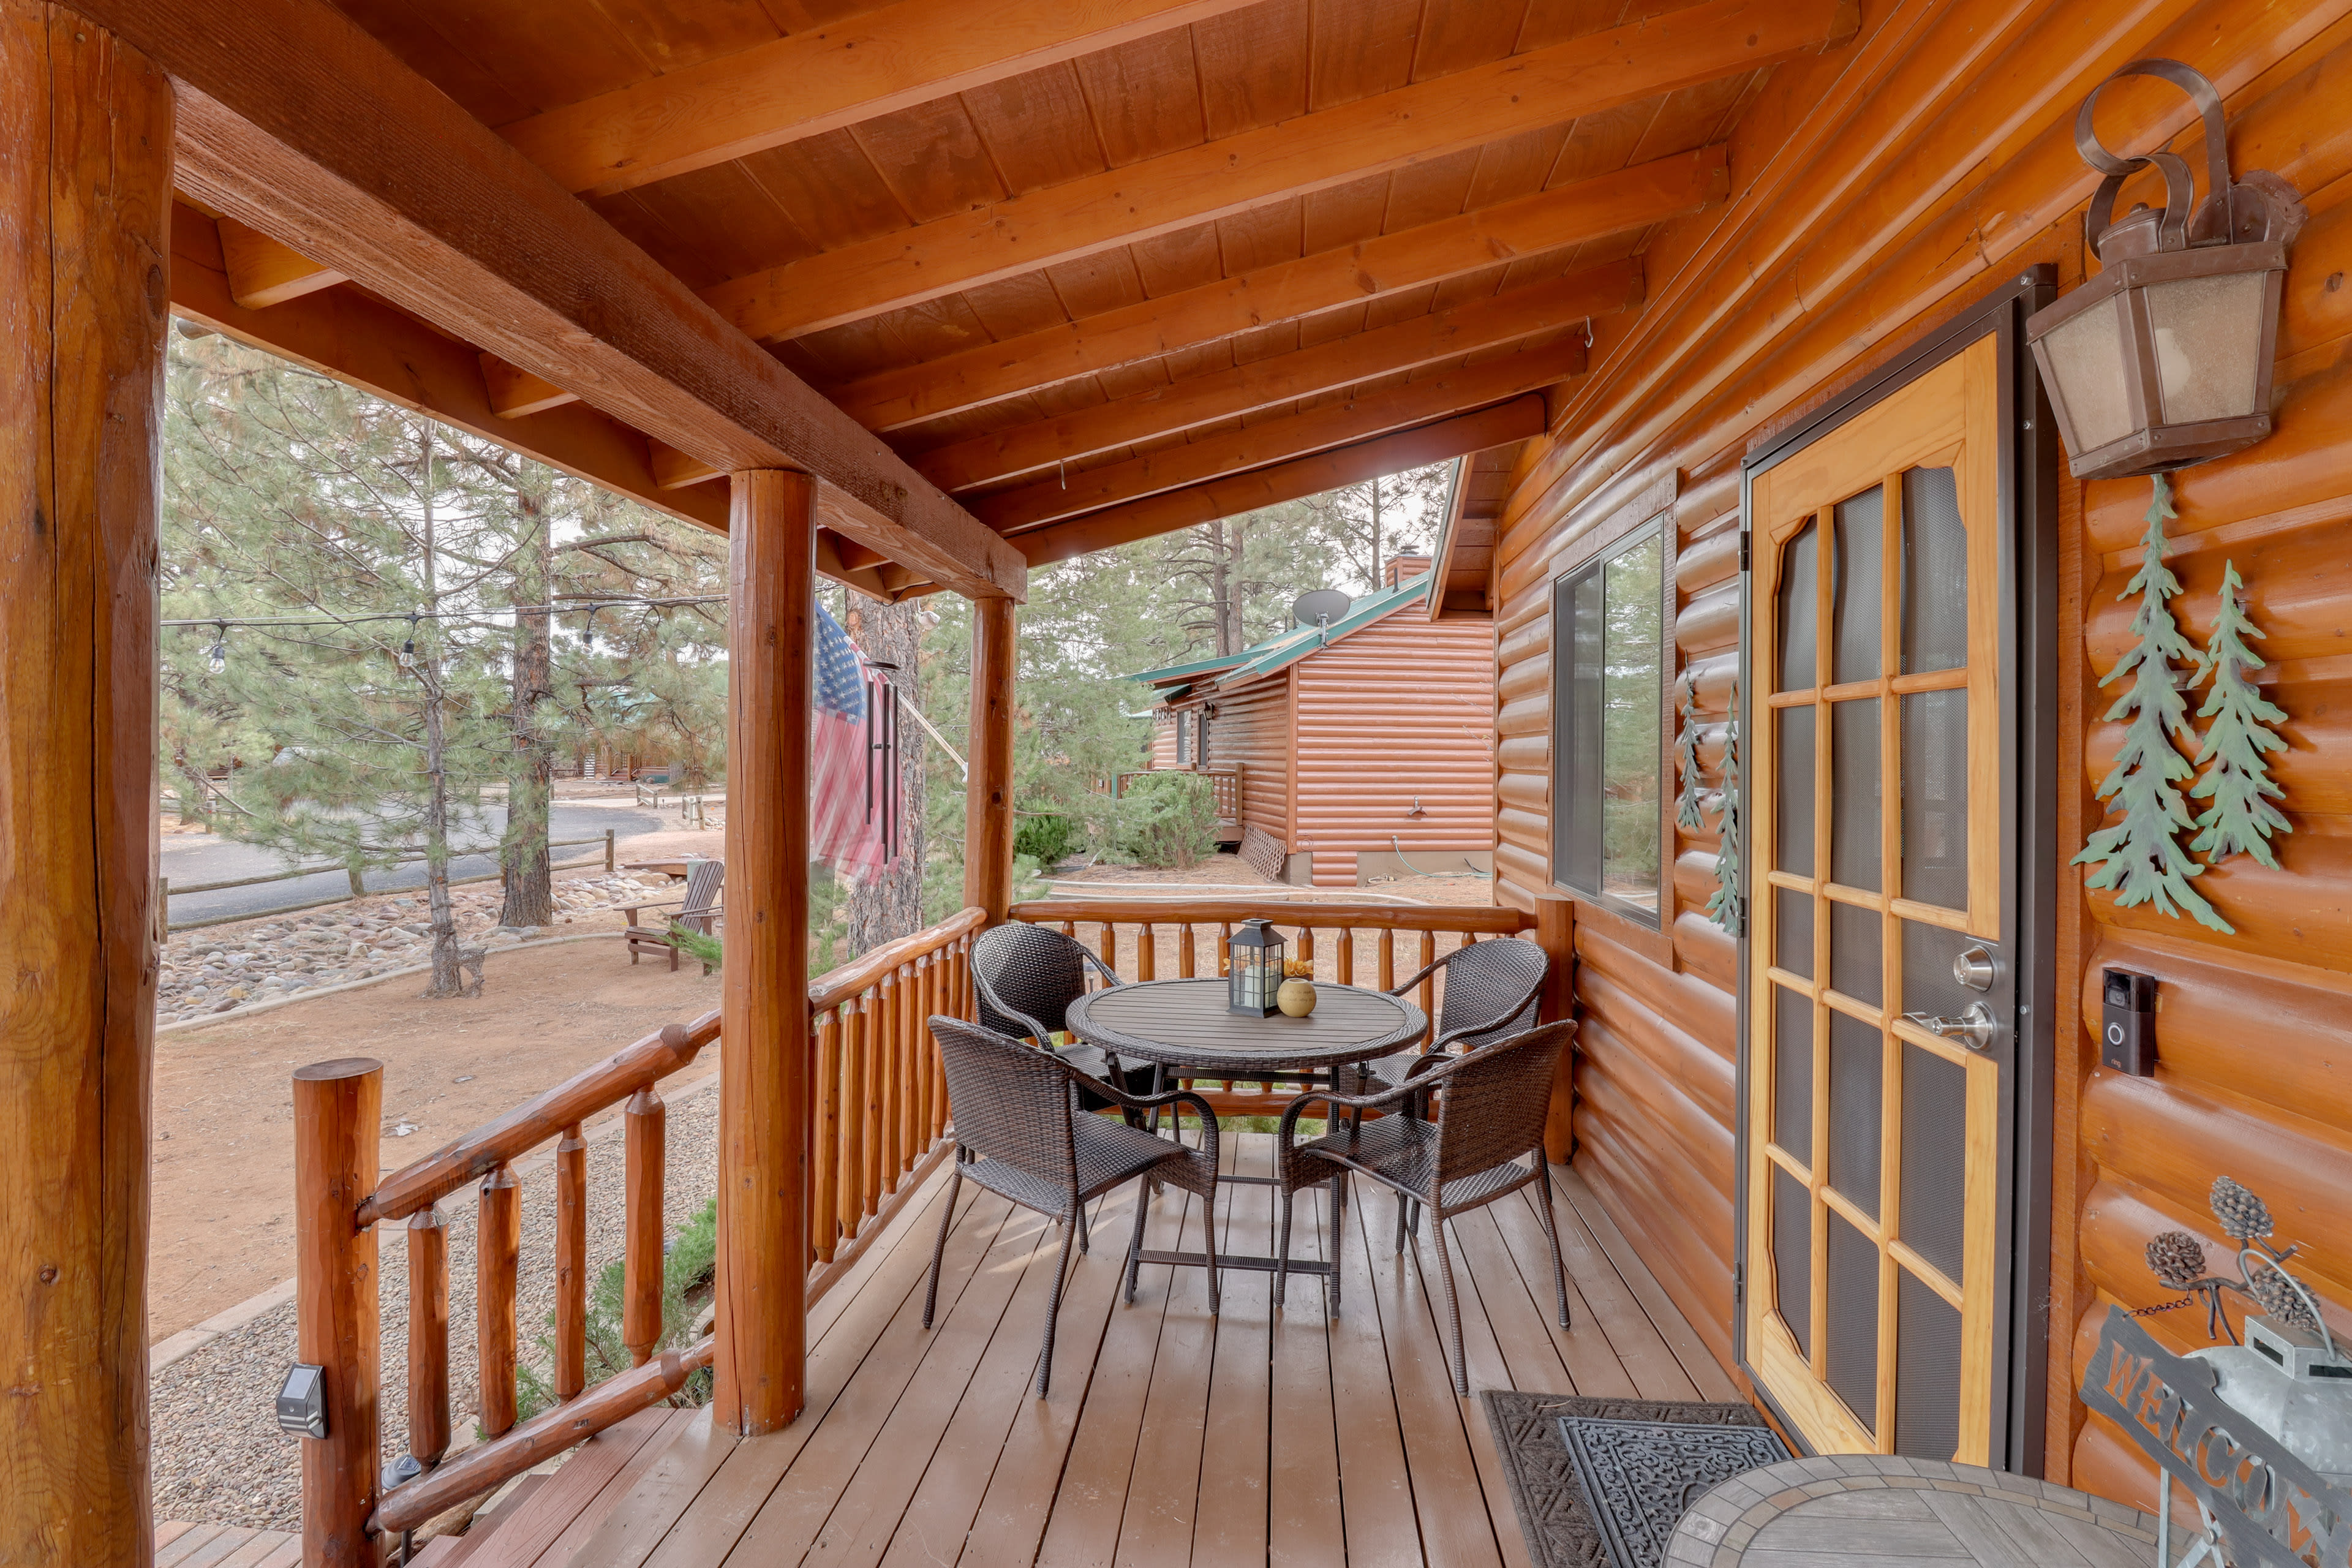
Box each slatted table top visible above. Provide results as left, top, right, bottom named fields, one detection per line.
left=1068, top=979, right=1425, bottom=1076
left=1667, top=1455, right=2160, bottom=1568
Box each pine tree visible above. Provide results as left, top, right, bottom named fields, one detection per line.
left=1674, top=673, right=1707, bottom=834
left=843, top=593, right=931, bottom=951
left=2071, top=475, right=2230, bottom=932
left=1707, top=677, right=1741, bottom=932
left=2188, top=559, right=2291, bottom=868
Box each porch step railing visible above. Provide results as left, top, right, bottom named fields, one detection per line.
left=292, top=907, right=982, bottom=1561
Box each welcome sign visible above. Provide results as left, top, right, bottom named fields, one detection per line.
left=2082, top=1305, right=2352, bottom=1568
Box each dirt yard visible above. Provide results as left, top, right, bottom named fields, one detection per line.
left=150, top=925, right=720, bottom=1343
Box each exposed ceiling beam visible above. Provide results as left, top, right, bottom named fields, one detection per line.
left=914, top=260, right=1630, bottom=492
left=502, top=0, right=1270, bottom=200
left=167, top=205, right=898, bottom=598
left=88, top=0, right=1027, bottom=602
left=974, top=341, right=1587, bottom=533
left=480, top=354, right=577, bottom=418
left=1016, top=398, right=1550, bottom=565
left=704, top=0, right=1854, bottom=342
left=832, top=146, right=1724, bottom=432
left=217, top=216, right=344, bottom=307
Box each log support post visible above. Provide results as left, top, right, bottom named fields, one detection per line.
left=292, top=1058, right=385, bottom=1567
left=0, top=10, right=172, bottom=1564
left=1535, top=897, right=1577, bottom=1163
left=965, top=595, right=1019, bottom=924
left=715, top=469, right=815, bottom=1434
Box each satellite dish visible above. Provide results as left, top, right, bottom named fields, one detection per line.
left=1291, top=589, right=1353, bottom=630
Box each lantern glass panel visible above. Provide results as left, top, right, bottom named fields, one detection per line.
left=2040, top=293, right=2135, bottom=453
left=2146, top=271, right=2269, bottom=424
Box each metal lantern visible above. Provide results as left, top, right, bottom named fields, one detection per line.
left=1227, top=918, right=1284, bottom=1017
left=2026, top=59, right=2306, bottom=481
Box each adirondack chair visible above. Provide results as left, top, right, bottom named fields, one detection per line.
left=622, top=858, right=723, bottom=973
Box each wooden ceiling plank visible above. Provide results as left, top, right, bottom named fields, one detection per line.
left=829, top=151, right=1709, bottom=434
left=706, top=0, right=1853, bottom=341
left=170, top=204, right=900, bottom=598
left=502, top=0, right=1272, bottom=198
left=480, top=353, right=580, bottom=418
left=974, top=338, right=1588, bottom=532
left=914, top=256, right=1636, bottom=490
left=1014, top=395, right=1548, bottom=564
left=217, top=214, right=345, bottom=306
left=95, top=0, right=1024, bottom=600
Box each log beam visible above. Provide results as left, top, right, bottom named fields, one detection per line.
left=914, top=265, right=1620, bottom=492
left=965, top=599, right=1019, bottom=924
left=715, top=470, right=815, bottom=1434
left=480, top=354, right=577, bottom=419
left=0, top=11, right=169, bottom=1563
left=502, top=0, right=1270, bottom=199
left=975, top=340, right=1590, bottom=534
left=80, top=0, right=1026, bottom=601
left=217, top=214, right=342, bottom=306
left=833, top=149, right=1716, bottom=432
left=703, top=0, right=1855, bottom=341
left=1016, top=397, right=1548, bottom=565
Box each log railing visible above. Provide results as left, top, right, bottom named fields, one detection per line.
left=294, top=908, right=983, bottom=1560
left=1009, top=897, right=1534, bottom=1115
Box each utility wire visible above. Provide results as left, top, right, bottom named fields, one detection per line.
left=160, top=593, right=727, bottom=630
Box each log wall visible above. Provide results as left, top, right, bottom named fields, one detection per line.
left=1484, top=0, right=2352, bottom=1496
left=1174, top=676, right=1291, bottom=850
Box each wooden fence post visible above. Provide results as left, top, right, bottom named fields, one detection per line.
left=1536, top=897, right=1577, bottom=1163
left=715, top=469, right=814, bottom=1434
left=293, top=1058, right=385, bottom=1567
left=0, top=13, right=172, bottom=1562
left=965, top=595, right=1019, bottom=923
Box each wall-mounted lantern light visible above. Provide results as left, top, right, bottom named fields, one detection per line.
left=2026, top=59, right=2305, bottom=481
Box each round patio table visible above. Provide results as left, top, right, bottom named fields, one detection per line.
left=1065, top=978, right=1427, bottom=1286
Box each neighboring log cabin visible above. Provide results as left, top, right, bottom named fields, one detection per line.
left=8, top=0, right=2352, bottom=1562
left=1134, top=555, right=1499, bottom=886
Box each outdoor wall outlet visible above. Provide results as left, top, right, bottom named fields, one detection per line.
left=2100, top=969, right=2158, bottom=1077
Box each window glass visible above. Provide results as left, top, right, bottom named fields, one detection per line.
left=1175, top=712, right=1190, bottom=764
left=1551, top=523, right=1666, bottom=923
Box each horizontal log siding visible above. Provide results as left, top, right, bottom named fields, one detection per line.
left=1189, top=676, right=1290, bottom=849
left=1148, top=710, right=1178, bottom=769
left=1484, top=1, right=2352, bottom=1498
left=1289, top=612, right=1497, bottom=886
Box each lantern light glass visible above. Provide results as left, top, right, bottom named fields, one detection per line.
left=2024, top=59, right=2303, bottom=482
left=1227, top=918, right=1284, bottom=1017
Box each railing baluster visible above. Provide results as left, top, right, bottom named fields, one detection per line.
left=815, top=1008, right=842, bottom=1264
left=1298, top=926, right=1314, bottom=970
left=555, top=1123, right=588, bottom=1401
left=914, top=954, right=936, bottom=1152
left=1417, top=930, right=1436, bottom=1047
left=898, top=960, right=919, bottom=1177
left=478, top=1162, right=521, bottom=1438
left=1177, top=921, right=1196, bottom=978
left=409, top=1205, right=450, bottom=1467
left=1137, top=922, right=1156, bottom=981
left=1219, top=922, right=1232, bottom=976
left=1379, top=928, right=1395, bottom=990
left=1336, top=926, right=1354, bottom=986
left=846, top=993, right=872, bottom=1226
left=874, top=969, right=897, bottom=1202
left=624, top=1087, right=665, bottom=1366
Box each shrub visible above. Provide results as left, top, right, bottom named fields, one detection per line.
left=1106, top=772, right=1219, bottom=870
left=513, top=1196, right=718, bottom=1424
left=1014, top=812, right=1076, bottom=865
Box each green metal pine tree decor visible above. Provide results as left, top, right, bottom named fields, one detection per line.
left=1675, top=671, right=1707, bottom=834
left=2071, top=475, right=2231, bottom=933
left=2188, top=559, right=2291, bottom=869
left=1707, top=676, right=1741, bottom=933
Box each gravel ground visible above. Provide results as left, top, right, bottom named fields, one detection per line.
left=151, top=1084, right=722, bottom=1530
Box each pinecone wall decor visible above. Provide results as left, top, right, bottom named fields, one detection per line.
left=2141, top=1174, right=2326, bottom=1343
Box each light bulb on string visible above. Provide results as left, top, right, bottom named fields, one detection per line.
left=206, top=622, right=228, bottom=676
left=396, top=614, right=420, bottom=671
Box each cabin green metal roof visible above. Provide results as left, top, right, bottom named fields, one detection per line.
left=1124, top=572, right=1430, bottom=699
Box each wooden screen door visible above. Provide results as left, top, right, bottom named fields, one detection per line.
left=1745, top=333, right=2010, bottom=1465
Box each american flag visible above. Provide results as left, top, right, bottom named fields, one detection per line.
left=812, top=603, right=895, bottom=881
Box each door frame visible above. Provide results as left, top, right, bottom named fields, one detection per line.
left=1732, top=268, right=2061, bottom=1475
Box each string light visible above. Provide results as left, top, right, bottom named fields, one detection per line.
left=396, top=614, right=420, bottom=671
left=206, top=622, right=228, bottom=675
left=160, top=592, right=725, bottom=632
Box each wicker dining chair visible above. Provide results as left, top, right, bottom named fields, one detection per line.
left=926, top=1017, right=1221, bottom=1397
left=1365, top=934, right=1549, bottom=1089
left=970, top=921, right=1156, bottom=1106
left=1272, top=1020, right=1577, bottom=1394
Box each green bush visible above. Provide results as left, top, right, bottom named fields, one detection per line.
left=513, top=1196, right=719, bottom=1425
left=1014, top=812, right=1077, bottom=865
left=1104, top=772, right=1219, bottom=870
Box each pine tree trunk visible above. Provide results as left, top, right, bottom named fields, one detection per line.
left=500, top=489, right=556, bottom=927
left=844, top=595, right=928, bottom=953
left=417, top=424, right=469, bottom=997
left=1208, top=519, right=1235, bottom=658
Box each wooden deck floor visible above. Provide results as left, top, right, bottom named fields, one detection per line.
left=529, top=1132, right=1738, bottom=1568
left=154, top=1520, right=300, bottom=1567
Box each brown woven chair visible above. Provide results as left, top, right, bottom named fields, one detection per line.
left=1362, top=934, right=1548, bottom=1090
left=1273, top=1020, right=1576, bottom=1394
left=970, top=921, right=1157, bottom=1110
left=927, top=1016, right=1221, bottom=1397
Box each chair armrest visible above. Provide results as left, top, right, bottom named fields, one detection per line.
left=1078, top=948, right=1125, bottom=989
left=1383, top=951, right=1450, bottom=999
left=1091, top=1082, right=1219, bottom=1168
left=621, top=899, right=685, bottom=922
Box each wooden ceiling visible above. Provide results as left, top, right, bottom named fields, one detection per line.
left=154, top=0, right=1857, bottom=598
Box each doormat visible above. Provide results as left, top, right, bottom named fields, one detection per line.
left=1479, top=1392, right=1790, bottom=1568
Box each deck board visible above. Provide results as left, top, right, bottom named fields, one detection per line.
left=561, top=1137, right=1743, bottom=1568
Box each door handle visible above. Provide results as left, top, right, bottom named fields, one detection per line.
left=1902, top=1001, right=1997, bottom=1052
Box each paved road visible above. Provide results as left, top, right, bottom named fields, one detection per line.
left=162, top=797, right=678, bottom=927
